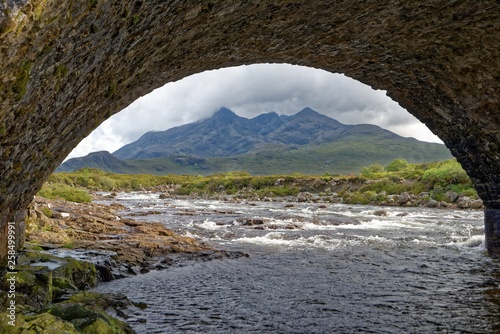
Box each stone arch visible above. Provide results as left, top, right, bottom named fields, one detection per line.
left=0, top=1, right=499, bottom=259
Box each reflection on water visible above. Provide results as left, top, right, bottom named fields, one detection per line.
left=94, top=194, right=500, bottom=333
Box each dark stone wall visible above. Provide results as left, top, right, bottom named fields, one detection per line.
left=0, top=1, right=499, bottom=258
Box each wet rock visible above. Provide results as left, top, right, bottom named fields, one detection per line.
left=239, top=218, right=265, bottom=226
left=397, top=192, right=411, bottom=206
left=426, top=199, right=439, bottom=208
left=457, top=196, right=472, bottom=209
left=285, top=224, right=301, bottom=230
left=470, top=200, right=484, bottom=209
left=95, top=264, right=115, bottom=282
left=45, top=292, right=135, bottom=333
left=372, top=210, right=388, bottom=217
left=439, top=201, right=450, bottom=208
left=297, top=192, right=314, bottom=202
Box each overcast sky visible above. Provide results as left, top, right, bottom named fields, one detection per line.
left=66, top=63, right=442, bottom=160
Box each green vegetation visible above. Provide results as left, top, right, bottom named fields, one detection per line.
left=86, top=0, right=98, bottom=10
left=12, top=61, right=32, bottom=100
left=41, top=207, right=53, bottom=218
left=38, top=159, right=479, bottom=207
left=38, top=183, right=92, bottom=203
left=0, top=245, right=133, bottom=333
left=360, top=163, right=385, bottom=177
left=347, top=159, right=476, bottom=205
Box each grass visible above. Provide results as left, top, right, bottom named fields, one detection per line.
left=38, top=183, right=92, bottom=203
left=38, top=159, right=479, bottom=205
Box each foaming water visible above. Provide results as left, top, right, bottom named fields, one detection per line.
left=94, top=195, right=500, bottom=333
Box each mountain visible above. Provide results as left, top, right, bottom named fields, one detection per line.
left=57, top=151, right=135, bottom=173
left=113, top=107, right=357, bottom=159
left=59, top=108, right=453, bottom=175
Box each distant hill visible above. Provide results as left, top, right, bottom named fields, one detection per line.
left=58, top=107, right=453, bottom=175
left=57, top=151, right=136, bottom=173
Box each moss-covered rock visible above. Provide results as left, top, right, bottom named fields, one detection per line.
left=0, top=242, right=134, bottom=333
left=53, top=259, right=97, bottom=291
left=0, top=312, right=78, bottom=334
left=46, top=293, right=135, bottom=334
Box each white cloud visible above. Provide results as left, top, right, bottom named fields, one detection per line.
left=66, top=64, right=443, bottom=160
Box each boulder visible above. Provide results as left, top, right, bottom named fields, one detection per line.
left=445, top=191, right=460, bottom=203
left=470, top=200, right=484, bottom=210
left=373, top=210, right=388, bottom=217
left=457, top=196, right=472, bottom=209
left=297, top=192, right=314, bottom=202
left=426, top=199, right=439, bottom=208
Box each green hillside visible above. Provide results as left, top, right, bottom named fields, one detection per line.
left=59, top=107, right=452, bottom=175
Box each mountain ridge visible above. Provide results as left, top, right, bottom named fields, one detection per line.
left=59, top=107, right=453, bottom=175
left=113, top=107, right=398, bottom=159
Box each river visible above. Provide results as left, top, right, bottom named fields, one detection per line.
left=94, top=192, right=500, bottom=333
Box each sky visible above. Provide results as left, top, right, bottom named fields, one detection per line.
left=66, top=63, right=442, bottom=160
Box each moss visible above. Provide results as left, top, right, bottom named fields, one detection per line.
left=0, top=10, right=16, bottom=34
left=0, top=312, right=78, bottom=333
left=11, top=266, right=53, bottom=306
left=81, top=317, right=119, bottom=334
left=54, top=259, right=97, bottom=291
left=49, top=303, right=99, bottom=321
left=131, top=14, right=141, bottom=26
left=1, top=248, right=132, bottom=333
left=53, top=277, right=77, bottom=291
left=65, top=293, right=135, bottom=333
left=106, top=83, right=117, bottom=98
left=12, top=61, right=32, bottom=100
left=42, top=207, right=53, bottom=218
left=54, top=64, right=68, bottom=76
left=87, top=0, right=99, bottom=10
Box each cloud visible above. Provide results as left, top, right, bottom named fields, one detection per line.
left=66, top=64, right=442, bottom=159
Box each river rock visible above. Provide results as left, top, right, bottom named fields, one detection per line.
left=297, top=192, right=314, bottom=202
left=470, top=200, right=484, bottom=209
left=426, top=199, right=439, bottom=208
left=373, top=210, right=388, bottom=216
left=457, top=196, right=472, bottom=209
left=239, top=218, right=265, bottom=226
left=445, top=191, right=460, bottom=203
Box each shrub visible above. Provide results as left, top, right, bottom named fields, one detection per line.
left=363, top=190, right=378, bottom=203
left=385, top=159, right=411, bottom=172
left=360, top=163, right=385, bottom=177
left=421, top=160, right=471, bottom=189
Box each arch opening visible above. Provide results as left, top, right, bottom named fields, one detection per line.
left=67, top=64, right=445, bottom=165
left=0, top=1, right=499, bottom=260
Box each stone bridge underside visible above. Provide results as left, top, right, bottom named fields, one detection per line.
left=0, top=0, right=499, bottom=259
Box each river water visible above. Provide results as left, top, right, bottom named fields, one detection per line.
left=94, top=193, right=500, bottom=333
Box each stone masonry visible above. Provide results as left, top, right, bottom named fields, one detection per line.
left=0, top=1, right=499, bottom=259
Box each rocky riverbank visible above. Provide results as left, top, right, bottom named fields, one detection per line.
left=0, top=196, right=246, bottom=333
left=145, top=189, right=484, bottom=211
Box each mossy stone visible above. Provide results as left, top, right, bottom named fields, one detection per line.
left=54, top=259, right=97, bottom=290
left=0, top=312, right=78, bottom=333
left=81, top=317, right=118, bottom=334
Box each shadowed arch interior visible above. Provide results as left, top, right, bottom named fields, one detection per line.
left=0, top=1, right=499, bottom=259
